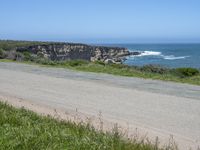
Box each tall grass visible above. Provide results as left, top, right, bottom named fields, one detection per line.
left=0, top=102, right=179, bottom=150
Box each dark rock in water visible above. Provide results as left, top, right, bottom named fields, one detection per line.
left=16, top=43, right=141, bottom=64
left=130, top=51, right=142, bottom=55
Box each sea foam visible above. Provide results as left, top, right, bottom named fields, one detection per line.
left=162, top=55, right=190, bottom=60
left=130, top=50, right=190, bottom=60
left=139, top=51, right=162, bottom=56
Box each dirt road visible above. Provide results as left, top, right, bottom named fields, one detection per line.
left=0, top=62, right=200, bottom=149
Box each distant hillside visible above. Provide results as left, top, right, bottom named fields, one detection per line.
left=0, top=40, right=54, bottom=50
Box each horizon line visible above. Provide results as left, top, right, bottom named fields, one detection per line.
left=1, top=39, right=200, bottom=45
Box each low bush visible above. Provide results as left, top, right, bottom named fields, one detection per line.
left=68, top=60, right=89, bottom=67
left=5, top=51, right=15, bottom=60
left=37, top=51, right=45, bottom=58
left=0, top=48, right=6, bottom=59
left=108, top=63, right=128, bottom=69
left=34, top=58, right=55, bottom=65
left=15, top=52, right=24, bottom=61
left=94, top=60, right=106, bottom=66
left=23, top=51, right=32, bottom=61
left=140, top=64, right=169, bottom=74
left=174, top=68, right=199, bottom=77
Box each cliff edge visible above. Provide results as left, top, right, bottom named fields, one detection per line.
left=16, top=43, right=138, bottom=63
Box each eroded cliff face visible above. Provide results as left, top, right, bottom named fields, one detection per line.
left=16, top=43, right=131, bottom=63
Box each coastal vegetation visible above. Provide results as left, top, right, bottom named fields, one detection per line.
left=0, top=102, right=178, bottom=150
left=0, top=40, right=52, bottom=50
left=35, top=60, right=200, bottom=85
left=0, top=40, right=200, bottom=85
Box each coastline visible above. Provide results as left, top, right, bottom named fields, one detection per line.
left=121, top=43, right=200, bottom=69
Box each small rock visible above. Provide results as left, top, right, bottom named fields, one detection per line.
left=104, top=59, right=115, bottom=64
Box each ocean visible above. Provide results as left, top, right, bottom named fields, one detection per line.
left=104, top=44, right=200, bottom=69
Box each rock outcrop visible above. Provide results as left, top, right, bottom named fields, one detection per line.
left=16, top=43, right=139, bottom=63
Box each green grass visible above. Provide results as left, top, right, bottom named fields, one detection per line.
left=0, top=59, right=14, bottom=62
left=0, top=102, right=178, bottom=150
left=0, top=40, right=58, bottom=51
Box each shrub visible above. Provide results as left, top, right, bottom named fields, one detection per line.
left=140, top=64, right=169, bottom=74
left=94, top=60, right=106, bottom=66
left=109, top=63, right=128, bottom=69
left=0, top=48, right=6, bottom=59
left=15, top=52, right=24, bottom=61
left=68, top=60, right=89, bottom=67
left=35, top=58, right=56, bottom=65
left=37, top=51, right=45, bottom=58
left=23, top=51, right=32, bottom=61
left=5, top=51, right=16, bottom=60
left=174, top=68, right=199, bottom=77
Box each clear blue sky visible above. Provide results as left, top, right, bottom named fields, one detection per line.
left=0, top=0, right=200, bottom=43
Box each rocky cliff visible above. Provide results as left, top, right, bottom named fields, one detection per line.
left=16, top=43, right=139, bottom=63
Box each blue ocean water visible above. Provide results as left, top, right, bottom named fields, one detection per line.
left=105, top=44, right=200, bottom=69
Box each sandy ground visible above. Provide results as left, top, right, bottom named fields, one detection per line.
left=0, top=62, right=200, bottom=149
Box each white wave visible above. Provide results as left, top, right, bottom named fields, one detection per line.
left=128, top=50, right=190, bottom=61
left=163, top=55, right=190, bottom=60
left=138, top=51, right=162, bottom=56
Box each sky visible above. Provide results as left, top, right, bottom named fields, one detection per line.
left=0, top=0, right=200, bottom=43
